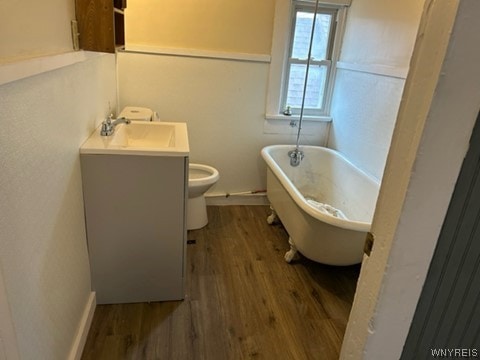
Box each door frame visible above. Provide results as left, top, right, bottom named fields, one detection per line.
left=340, top=0, right=480, bottom=358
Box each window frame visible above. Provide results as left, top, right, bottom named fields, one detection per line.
left=282, top=4, right=337, bottom=116
left=265, top=0, right=349, bottom=121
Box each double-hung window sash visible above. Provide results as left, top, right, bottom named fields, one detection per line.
left=282, top=3, right=338, bottom=117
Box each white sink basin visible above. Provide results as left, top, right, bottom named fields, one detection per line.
left=80, top=121, right=189, bottom=156
left=110, top=122, right=175, bottom=148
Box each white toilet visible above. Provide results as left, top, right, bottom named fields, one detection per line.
left=118, top=107, right=219, bottom=230
left=188, top=163, right=219, bottom=230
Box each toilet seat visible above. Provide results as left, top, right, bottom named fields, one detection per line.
left=189, top=163, right=219, bottom=186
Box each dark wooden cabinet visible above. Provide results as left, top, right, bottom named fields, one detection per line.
left=75, top=0, right=126, bottom=53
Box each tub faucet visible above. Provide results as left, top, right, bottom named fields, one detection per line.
left=100, top=114, right=131, bottom=136
left=288, top=148, right=304, bottom=167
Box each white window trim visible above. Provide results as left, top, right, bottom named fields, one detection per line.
left=265, top=0, right=349, bottom=122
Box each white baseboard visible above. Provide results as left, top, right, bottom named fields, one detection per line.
left=205, top=193, right=269, bottom=206
left=68, top=292, right=96, bottom=360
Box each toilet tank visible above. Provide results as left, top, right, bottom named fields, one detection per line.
left=118, top=106, right=160, bottom=121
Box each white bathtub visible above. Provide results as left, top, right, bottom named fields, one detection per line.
left=261, top=145, right=380, bottom=265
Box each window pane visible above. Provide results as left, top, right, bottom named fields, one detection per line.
left=291, top=11, right=333, bottom=60
left=285, top=64, right=328, bottom=110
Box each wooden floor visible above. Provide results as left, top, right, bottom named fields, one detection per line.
left=81, top=206, right=360, bottom=360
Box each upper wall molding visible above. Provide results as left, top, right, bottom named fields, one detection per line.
left=122, top=45, right=271, bottom=64
left=336, top=61, right=409, bottom=79
left=296, top=0, right=352, bottom=6
left=0, top=51, right=108, bottom=87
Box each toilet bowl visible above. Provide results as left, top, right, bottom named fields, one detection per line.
left=188, top=163, right=219, bottom=230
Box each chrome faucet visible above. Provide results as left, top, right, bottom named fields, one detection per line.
left=288, top=148, right=304, bottom=167
left=100, top=114, right=131, bottom=136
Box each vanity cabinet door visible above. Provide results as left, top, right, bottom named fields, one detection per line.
left=75, top=0, right=126, bottom=53
left=81, top=154, right=187, bottom=304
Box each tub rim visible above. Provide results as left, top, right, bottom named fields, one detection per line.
left=261, top=144, right=380, bottom=232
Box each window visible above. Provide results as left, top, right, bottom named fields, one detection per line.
left=284, top=5, right=337, bottom=116
left=266, top=0, right=349, bottom=121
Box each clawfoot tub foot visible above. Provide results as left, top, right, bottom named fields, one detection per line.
left=267, top=206, right=279, bottom=225
left=284, top=237, right=300, bottom=263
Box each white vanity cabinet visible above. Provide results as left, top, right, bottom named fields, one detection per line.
left=80, top=154, right=188, bottom=304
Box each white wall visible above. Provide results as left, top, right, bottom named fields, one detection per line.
left=329, top=0, right=425, bottom=180
left=125, top=0, right=275, bottom=55
left=0, top=1, right=109, bottom=358
left=0, top=268, right=19, bottom=359
left=117, top=52, right=329, bottom=200
left=330, top=70, right=405, bottom=179
left=0, top=0, right=74, bottom=63
left=0, top=53, right=117, bottom=359
left=340, top=0, right=424, bottom=67
left=119, top=0, right=330, bottom=200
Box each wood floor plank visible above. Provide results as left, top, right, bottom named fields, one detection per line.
left=81, top=205, right=359, bottom=359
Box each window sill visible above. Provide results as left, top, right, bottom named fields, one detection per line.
left=265, top=113, right=332, bottom=122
